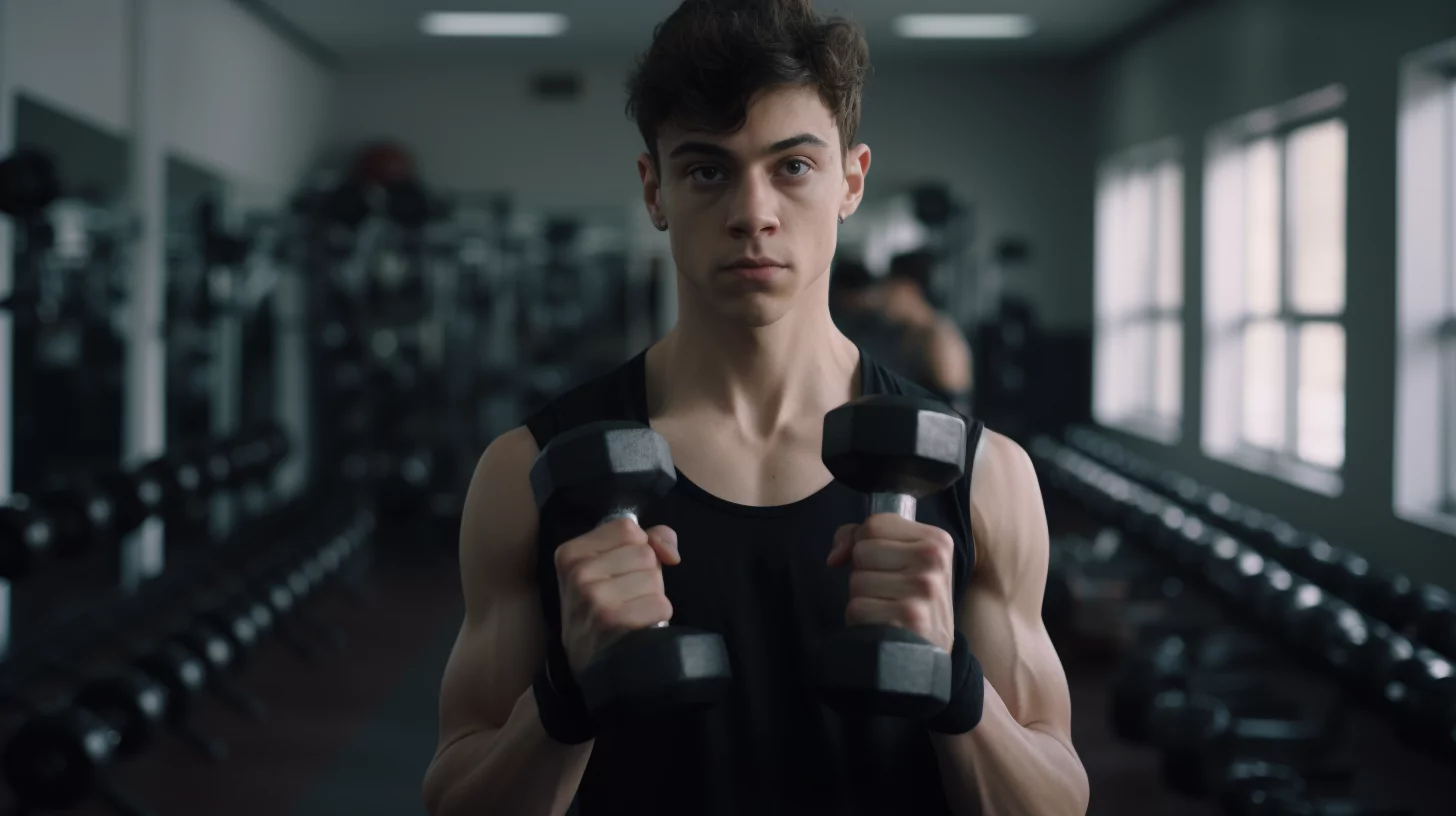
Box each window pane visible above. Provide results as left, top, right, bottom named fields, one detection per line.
left=1244, top=138, right=1282, bottom=317
left=1126, top=320, right=1153, bottom=416
left=1288, top=119, right=1347, bottom=314
left=1296, top=322, right=1345, bottom=469
left=1125, top=170, right=1155, bottom=313
left=1242, top=320, right=1287, bottom=450
left=1155, top=161, right=1183, bottom=310
left=1445, top=335, right=1456, bottom=505
left=1155, top=318, right=1182, bottom=422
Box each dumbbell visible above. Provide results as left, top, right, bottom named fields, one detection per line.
left=1110, top=629, right=1280, bottom=743
left=1045, top=529, right=1188, bottom=646
left=1242, top=790, right=1414, bottom=816
left=165, top=621, right=268, bottom=721
left=1349, top=569, right=1419, bottom=633
left=30, top=478, right=120, bottom=560
left=1276, top=588, right=1368, bottom=670
left=1407, top=585, right=1456, bottom=659
left=0, top=495, right=57, bottom=581
left=0, top=680, right=163, bottom=816
left=129, top=642, right=229, bottom=761
left=1218, top=759, right=1356, bottom=816
left=530, top=420, right=732, bottom=726
left=1381, top=646, right=1456, bottom=755
left=1148, top=689, right=1343, bottom=798
left=235, top=544, right=351, bottom=660
left=815, top=394, right=966, bottom=719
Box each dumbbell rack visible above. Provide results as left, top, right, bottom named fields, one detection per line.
left=1033, top=431, right=1456, bottom=814
left=0, top=482, right=374, bottom=816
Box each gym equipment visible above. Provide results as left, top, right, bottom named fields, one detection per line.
left=129, top=642, right=229, bottom=761
left=1217, top=759, right=1353, bottom=816
left=1044, top=528, right=1187, bottom=646
left=817, top=394, right=967, bottom=719
left=1110, top=629, right=1280, bottom=744
left=0, top=149, right=61, bottom=222
left=0, top=496, right=56, bottom=581
left=1240, top=790, right=1414, bottom=816
left=529, top=420, right=732, bottom=726
left=30, top=477, right=120, bottom=560
left=1, top=701, right=159, bottom=816
left=1148, top=688, right=1343, bottom=798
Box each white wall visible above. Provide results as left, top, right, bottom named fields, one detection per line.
left=2, top=0, right=334, bottom=196
left=328, top=56, right=1096, bottom=330
left=1094, top=0, right=1456, bottom=584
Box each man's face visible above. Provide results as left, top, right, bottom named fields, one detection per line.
left=638, top=85, right=871, bottom=327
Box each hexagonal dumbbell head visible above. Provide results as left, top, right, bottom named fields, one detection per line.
left=530, top=420, right=676, bottom=522
left=822, top=395, right=967, bottom=501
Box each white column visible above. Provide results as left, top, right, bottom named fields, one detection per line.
left=120, top=0, right=168, bottom=590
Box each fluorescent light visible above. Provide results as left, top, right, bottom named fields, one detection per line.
left=420, top=12, right=569, bottom=38
left=893, top=14, right=1036, bottom=40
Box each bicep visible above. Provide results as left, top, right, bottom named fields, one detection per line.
left=961, top=432, right=1074, bottom=738
left=436, top=427, right=547, bottom=752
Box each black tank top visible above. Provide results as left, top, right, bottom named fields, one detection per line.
left=525, top=347, right=985, bottom=816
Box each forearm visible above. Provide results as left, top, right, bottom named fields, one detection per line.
left=425, top=689, right=594, bottom=816
left=930, top=680, right=1088, bottom=816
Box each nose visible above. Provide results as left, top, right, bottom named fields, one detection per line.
left=726, top=174, right=779, bottom=238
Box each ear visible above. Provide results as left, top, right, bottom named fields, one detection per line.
left=840, top=143, right=871, bottom=220
left=638, top=152, right=665, bottom=229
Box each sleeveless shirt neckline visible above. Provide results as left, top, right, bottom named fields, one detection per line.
left=625, top=345, right=871, bottom=519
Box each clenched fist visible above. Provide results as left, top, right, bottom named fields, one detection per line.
left=826, top=513, right=956, bottom=653
left=553, top=517, right=681, bottom=678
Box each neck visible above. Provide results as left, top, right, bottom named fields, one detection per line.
left=646, top=273, right=861, bottom=439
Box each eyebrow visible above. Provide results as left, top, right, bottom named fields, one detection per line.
left=666, top=133, right=831, bottom=161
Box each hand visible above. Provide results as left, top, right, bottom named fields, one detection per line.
left=826, top=513, right=956, bottom=654
left=554, top=518, right=681, bottom=677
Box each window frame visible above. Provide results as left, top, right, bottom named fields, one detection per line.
left=1093, top=139, right=1184, bottom=444
left=1202, top=85, right=1348, bottom=496
left=1395, top=42, right=1456, bottom=535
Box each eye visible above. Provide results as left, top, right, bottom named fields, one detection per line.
left=689, top=166, right=726, bottom=183
left=782, top=159, right=812, bottom=177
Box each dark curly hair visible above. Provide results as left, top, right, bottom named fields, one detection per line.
left=625, top=0, right=871, bottom=165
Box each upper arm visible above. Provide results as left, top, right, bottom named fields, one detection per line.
left=434, top=426, right=546, bottom=757
left=926, top=321, right=972, bottom=393
left=961, top=430, right=1075, bottom=748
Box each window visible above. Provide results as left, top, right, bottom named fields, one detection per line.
left=1203, top=86, right=1348, bottom=495
left=1395, top=41, right=1456, bottom=534
left=1093, top=140, right=1183, bottom=442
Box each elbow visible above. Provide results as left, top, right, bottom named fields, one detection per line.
left=1064, top=764, right=1090, bottom=816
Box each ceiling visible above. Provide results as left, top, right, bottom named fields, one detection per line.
left=246, top=0, right=1184, bottom=66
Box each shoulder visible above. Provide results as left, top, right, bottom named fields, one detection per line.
left=967, top=430, right=1046, bottom=583
left=522, top=355, right=641, bottom=448
left=459, top=426, right=542, bottom=598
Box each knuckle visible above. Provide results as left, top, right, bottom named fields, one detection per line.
left=632, top=542, right=659, bottom=569
left=912, top=572, right=940, bottom=596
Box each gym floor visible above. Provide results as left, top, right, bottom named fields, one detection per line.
left=60, top=549, right=1214, bottom=816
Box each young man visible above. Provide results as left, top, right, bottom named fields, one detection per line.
left=422, top=1, right=1088, bottom=814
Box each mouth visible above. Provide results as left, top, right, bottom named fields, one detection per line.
left=722, top=258, right=788, bottom=282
